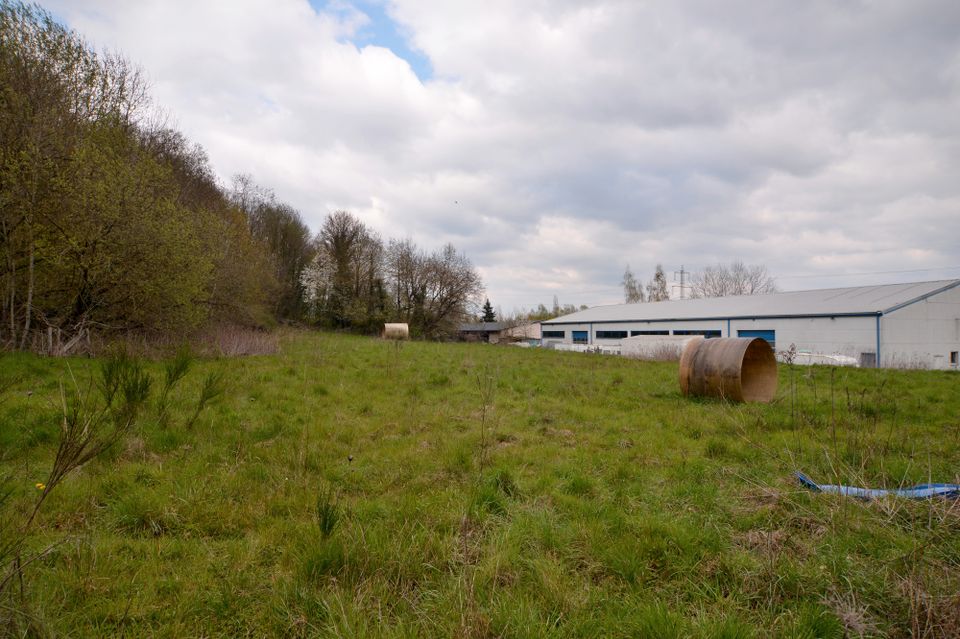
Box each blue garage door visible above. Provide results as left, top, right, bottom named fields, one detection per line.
left=572, top=331, right=589, bottom=344
left=738, top=329, right=775, bottom=348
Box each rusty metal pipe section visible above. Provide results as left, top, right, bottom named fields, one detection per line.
left=679, top=337, right=778, bottom=403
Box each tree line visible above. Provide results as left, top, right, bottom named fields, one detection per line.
left=301, top=211, right=482, bottom=338
left=622, top=261, right=776, bottom=303
left=622, top=264, right=670, bottom=303
left=0, top=2, right=274, bottom=346
left=0, top=2, right=482, bottom=349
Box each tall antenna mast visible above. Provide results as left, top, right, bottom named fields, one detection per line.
left=673, top=265, right=689, bottom=299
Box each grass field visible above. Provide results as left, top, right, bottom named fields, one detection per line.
left=2, top=330, right=959, bottom=637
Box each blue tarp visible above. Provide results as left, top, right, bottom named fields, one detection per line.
left=795, top=471, right=960, bottom=500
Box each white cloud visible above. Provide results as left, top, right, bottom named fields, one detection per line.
left=48, top=0, right=960, bottom=311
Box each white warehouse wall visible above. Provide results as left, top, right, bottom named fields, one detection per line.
left=540, top=282, right=960, bottom=369
left=882, top=285, right=960, bottom=369
left=543, top=316, right=880, bottom=363
left=728, top=316, right=877, bottom=360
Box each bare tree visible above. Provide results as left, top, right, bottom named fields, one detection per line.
left=690, top=261, right=778, bottom=298
left=622, top=265, right=644, bottom=303
left=646, top=264, right=670, bottom=301
left=384, top=238, right=482, bottom=338
left=304, top=212, right=482, bottom=337
left=385, top=238, right=421, bottom=322
left=417, top=243, right=484, bottom=338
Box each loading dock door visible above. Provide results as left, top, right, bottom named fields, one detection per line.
left=737, top=329, right=775, bottom=349
left=572, top=331, right=589, bottom=344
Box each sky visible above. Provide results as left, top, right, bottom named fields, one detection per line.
left=48, top=0, right=960, bottom=311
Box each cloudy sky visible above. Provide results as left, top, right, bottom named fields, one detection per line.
left=49, top=0, right=960, bottom=310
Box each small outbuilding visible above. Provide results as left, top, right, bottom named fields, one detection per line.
left=458, top=322, right=507, bottom=343
left=500, top=322, right=541, bottom=344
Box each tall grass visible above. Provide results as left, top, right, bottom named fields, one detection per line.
left=0, top=331, right=958, bottom=636
left=1, top=350, right=152, bottom=635
left=316, top=482, right=340, bottom=540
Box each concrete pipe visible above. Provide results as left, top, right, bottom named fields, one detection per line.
left=621, top=335, right=698, bottom=361
left=383, top=323, right=410, bottom=340
left=679, top=337, right=778, bottom=403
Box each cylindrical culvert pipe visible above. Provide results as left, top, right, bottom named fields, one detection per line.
left=679, top=337, right=778, bottom=403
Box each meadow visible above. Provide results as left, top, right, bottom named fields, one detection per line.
left=1, top=330, right=959, bottom=638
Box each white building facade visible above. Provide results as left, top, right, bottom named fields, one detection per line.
left=541, top=280, right=960, bottom=369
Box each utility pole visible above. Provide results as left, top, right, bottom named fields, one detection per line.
left=672, top=265, right=689, bottom=299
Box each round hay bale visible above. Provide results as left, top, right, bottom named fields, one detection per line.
left=383, top=323, right=409, bottom=340
left=679, top=337, right=777, bottom=403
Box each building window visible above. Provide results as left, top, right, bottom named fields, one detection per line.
left=673, top=330, right=721, bottom=338
left=951, top=351, right=959, bottom=365
left=572, top=331, right=589, bottom=344
left=542, top=330, right=565, bottom=339
left=596, top=330, right=628, bottom=339
left=737, top=329, right=776, bottom=349
left=631, top=330, right=669, bottom=336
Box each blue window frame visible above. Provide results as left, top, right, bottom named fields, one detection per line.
left=738, top=329, right=775, bottom=348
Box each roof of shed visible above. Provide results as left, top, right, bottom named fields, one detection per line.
left=543, top=280, right=960, bottom=325
left=459, top=322, right=507, bottom=332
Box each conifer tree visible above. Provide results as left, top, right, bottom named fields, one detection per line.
left=481, top=299, right=496, bottom=322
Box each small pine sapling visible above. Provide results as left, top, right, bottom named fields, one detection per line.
left=156, top=345, right=193, bottom=426
left=185, top=369, right=225, bottom=429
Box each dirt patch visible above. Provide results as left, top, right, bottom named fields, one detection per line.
left=540, top=427, right=575, bottom=442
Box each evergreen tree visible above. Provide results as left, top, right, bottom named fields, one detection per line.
left=481, top=298, right=496, bottom=322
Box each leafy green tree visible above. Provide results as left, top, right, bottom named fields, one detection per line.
left=232, top=176, right=313, bottom=321
left=33, top=121, right=211, bottom=332
left=0, top=2, right=278, bottom=347
left=303, top=211, right=386, bottom=332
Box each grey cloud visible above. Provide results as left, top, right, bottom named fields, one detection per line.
left=46, top=0, right=960, bottom=310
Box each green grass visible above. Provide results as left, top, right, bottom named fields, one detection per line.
left=2, top=330, right=960, bottom=637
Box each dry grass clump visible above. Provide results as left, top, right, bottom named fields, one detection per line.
left=194, top=325, right=279, bottom=357
left=96, top=325, right=280, bottom=359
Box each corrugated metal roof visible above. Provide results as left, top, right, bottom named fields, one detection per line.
left=543, top=280, right=960, bottom=324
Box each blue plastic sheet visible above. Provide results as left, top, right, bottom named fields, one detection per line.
left=795, top=471, right=960, bottom=500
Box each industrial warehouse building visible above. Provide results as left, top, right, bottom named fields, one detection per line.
left=541, top=279, right=960, bottom=369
